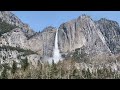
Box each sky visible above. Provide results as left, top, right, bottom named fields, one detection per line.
left=12, top=11, right=120, bottom=32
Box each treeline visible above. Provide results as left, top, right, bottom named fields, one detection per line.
left=0, top=59, right=120, bottom=79
left=0, top=57, right=29, bottom=79
left=0, top=45, right=37, bottom=56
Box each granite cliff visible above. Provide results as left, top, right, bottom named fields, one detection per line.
left=58, top=15, right=120, bottom=63
left=0, top=11, right=120, bottom=66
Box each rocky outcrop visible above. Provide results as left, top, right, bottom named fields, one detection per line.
left=0, top=28, right=27, bottom=49
left=58, top=15, right=109, bottom=53
left=58, top=15, right=117, bottom=62
left=0, top=26, right=57, bottom=57
left=0, top=11, right=120, bottom=65
left=28, top=26, right=56, bottom=57
left=0, top=47, right=40, bottom=67
left=0, top=11, right=35, bottom=37
left=0, top=11, right=57, bottom=67
left=96, top=18, right=120, bottom=54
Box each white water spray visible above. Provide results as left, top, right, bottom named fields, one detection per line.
left=52, top=30, right=62, bottom=63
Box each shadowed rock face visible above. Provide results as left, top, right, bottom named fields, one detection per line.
left=96, top=18, right=120, bottom=54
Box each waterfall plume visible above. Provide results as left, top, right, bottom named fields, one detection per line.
left=52, top=30, right=62, bottom=63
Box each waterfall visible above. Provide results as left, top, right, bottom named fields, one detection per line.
left=52, top=30, right=62, bottom=63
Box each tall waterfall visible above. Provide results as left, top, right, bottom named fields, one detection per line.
left=52, top=30, right=62, bottom=63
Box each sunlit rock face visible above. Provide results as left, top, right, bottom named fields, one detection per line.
left=27, top=26, right=56, bottom=57
left=0, top=28, right=27, bottom=49
left=58, top=15, right=118, bottom=62
left=0, top=11, right=120, bottom=65
left=58, top=15, right=109, bottom=53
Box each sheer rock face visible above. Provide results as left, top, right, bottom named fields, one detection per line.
left=28, top=26, right=56, bottom=57
left=58, top=15, right=118, bottom=61
left=0, top=11, right=120, bottom=64
left=0, top=11, right=35, bottom=37
left=96, top=18, right=120, bottom=54
left=58, top=15, right=109, bottom=53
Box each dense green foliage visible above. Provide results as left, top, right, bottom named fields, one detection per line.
left=0, top=59, right=119, bottom=79
left=0, top=63, right=10, bottom=79
left=1, top=67, right=8, bottom=79
left=11, top=61, right=17, bottom=74
left=21, top=57, right=29, bottom=71
left=0, top=45, right=37, bottom=55
left=72, top=48, right=88, bottom=63
left=0, top=18, right=17, bottom=36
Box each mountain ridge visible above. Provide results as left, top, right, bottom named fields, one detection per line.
left=0, top=11, right=120, bottom=66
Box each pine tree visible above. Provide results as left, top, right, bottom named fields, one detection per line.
left=50, top=60, right=58, bottom=79
left=37, top=60, right=41, bottom=67
left=22, top=57, right=29, bottom=71
left=11, top=60, right=17, bottom=74
left=86, top=68, right=92, bottom=79
left=1, top=67, right=8, bottom=79
left=72, top=69, right=80, bottom=79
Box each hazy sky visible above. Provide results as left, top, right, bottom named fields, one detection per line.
left=12, top=11, right=120, bottom=32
